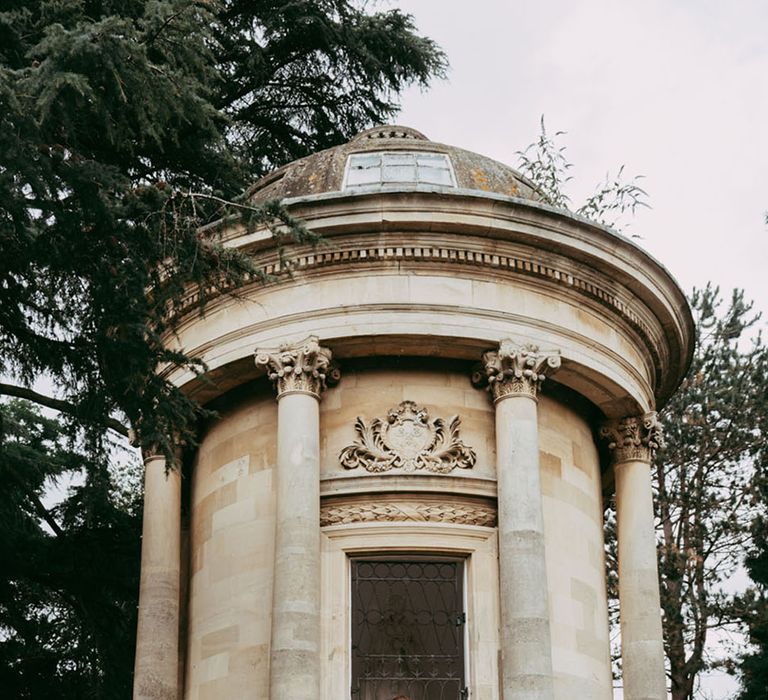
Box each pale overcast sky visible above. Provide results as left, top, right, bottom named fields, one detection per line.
left=394, top=1, right=767, bottom=697
left=395, top=0, right=768, bottom=328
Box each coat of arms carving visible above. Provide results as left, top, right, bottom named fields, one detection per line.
left=339, top=401, right=476, bottom=474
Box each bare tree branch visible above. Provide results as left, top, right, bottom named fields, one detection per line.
left=0, top=383, right=131, bottom=439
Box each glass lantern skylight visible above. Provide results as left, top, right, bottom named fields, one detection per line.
left=344, top=152, right=456, bottom=190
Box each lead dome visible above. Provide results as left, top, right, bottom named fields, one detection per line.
left=247, top=125, right=544, bottom=203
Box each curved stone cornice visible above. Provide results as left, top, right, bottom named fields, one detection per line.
left=599, top=412, right=665, bottom=465
left=187, top=190, right=692, bottom=406
left=473, top=340, right=561, bottom=401
left=166, top=189, right=692, bottom=418
left=254, top=335, right=338, bottom=398
left=172, top=237, right=665, bottom=406
left=179, top=237, right=664, bottom=365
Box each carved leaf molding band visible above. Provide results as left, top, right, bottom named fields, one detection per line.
left=321, top=501, right=497, bottom=527
left=338, top=401, right=476, bottom=474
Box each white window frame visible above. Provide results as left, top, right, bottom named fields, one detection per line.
left=342, top=151, right=458, bottom=191
left=320, top=522, right=499, bottom=700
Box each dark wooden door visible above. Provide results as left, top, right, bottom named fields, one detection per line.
left=351, top=558, right=466, bottom=700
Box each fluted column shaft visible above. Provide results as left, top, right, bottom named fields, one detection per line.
left=601, top=414, right=666, bottom=700
left=133, top=452, right=181, bottom=700
left=255, top=336, right=337, bottom=700
left=475, top=340, right=560, bottom=700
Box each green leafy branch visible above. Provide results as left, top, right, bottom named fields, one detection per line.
left=516, top=117, right=649, bottom=234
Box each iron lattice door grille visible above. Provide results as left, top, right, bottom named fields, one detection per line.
left=351, top=558, right=466, bottom=700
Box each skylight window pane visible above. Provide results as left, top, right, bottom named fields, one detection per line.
left=346, top=164, right=381, bottom=185
left=351, top=154, right=381, bottom=168
left=416, top=154, right=446, bottom=166
left=418, top=166, right=453, bottom=186
left=382, top=153, right=414, bottom=166
left=382, top=164, right=417, bottom=182
left=345, top=152, right=455, bottom=190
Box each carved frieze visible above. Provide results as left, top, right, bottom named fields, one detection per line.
left=338, top=401, right=476, bottom=474
left=254, top=335, right=339, bottom=398
left=320, top=501, right=496, bottom=527
left=599, top=411, right=665, bottom=464
left=472, top=339, right=561, bottom=400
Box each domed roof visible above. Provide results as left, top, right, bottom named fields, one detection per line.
left=247, top=125, right=544, bottom=203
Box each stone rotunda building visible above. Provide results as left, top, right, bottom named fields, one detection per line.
left=132, top=126, right=694, bottom=700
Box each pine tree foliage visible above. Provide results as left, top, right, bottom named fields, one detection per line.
left=0, top=399, right=142, bottom=700
left=655, top=286, right=768, bottom=700
left=733, top=215, right=768, bottom=698
left=215, top=0, right=446, bottom=175
left=0, top=2, right=445, bottom=696
left=737, top=521, right=768, bottom=698
left=0, top=0, right=446, bottom=458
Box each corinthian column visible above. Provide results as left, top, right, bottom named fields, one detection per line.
left=254, top=336, right=338, bottom=700
left=474, top=339, right=560, bottom=700
left=600, top=413, right=666, bottom=700
left=133, top=450, right=181, bottom=700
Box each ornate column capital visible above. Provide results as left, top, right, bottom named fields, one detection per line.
left=599, top=412, right=665, bottom=465
left=254, top=336, right=339, bottom=399
left=472, top=339, right=561, bottom=401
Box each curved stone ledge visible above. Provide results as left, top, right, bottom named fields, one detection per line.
left=320, top=473, right=498, bottom=499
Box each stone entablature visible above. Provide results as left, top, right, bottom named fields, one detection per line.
left=178, top=232, right=668, bottom=383
left=167, top=189, right=692, bottom=417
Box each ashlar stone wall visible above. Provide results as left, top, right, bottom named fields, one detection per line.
left=184, top=362, right=611, bottom=699
left=186, top=393, right=277, bottom=700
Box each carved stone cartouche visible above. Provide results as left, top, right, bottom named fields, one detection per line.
left=339, top=400, right=476, bottom=473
